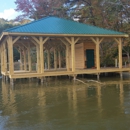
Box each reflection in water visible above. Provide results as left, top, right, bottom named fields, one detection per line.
left=119, top=81, right=124, bottom=115
left=96, top=84, right=102, bottom=116
left=0, top=79, right=130, bottom=129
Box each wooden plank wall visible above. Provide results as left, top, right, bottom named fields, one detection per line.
left=69, top=43, right=84, bottom=69
left=69, top=42, right=96, bottom=69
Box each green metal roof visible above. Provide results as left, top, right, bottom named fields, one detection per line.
left=4, top=16, right=126, bottom=36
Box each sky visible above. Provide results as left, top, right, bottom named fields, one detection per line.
left=0, top=0, right=20, bottom=20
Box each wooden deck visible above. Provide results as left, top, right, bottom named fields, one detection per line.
left=2, top=67, right=130, bottom=79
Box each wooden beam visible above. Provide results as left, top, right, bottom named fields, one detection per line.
left=7, top=36, right=14, bottom=75
left=30, top=39, right=38, bottom=46
left=12, top=36, right=21, bottom=44
left=42, top=37, right=49, bottom=44
left=74, top=37, right=80, bottom=44
left=90, top=37, right=98, bottom=44
left=20, top=42, right=28, bottom=49
left=91, top=37, right=104, bottom=44
left=114, top=38, right=120, bottom=44
left=0, top=36, right=8, bottom=46
left=65, top=37, right=79, bottom=45
left=6, top=32, right=128, bottom=37
left=65, top=37, right=72, bottom=44
left=99, top=38, right=104, bottom=43
left=31, top=36, right=40, bottom=44
left=59, top=38, right=68, bottom=46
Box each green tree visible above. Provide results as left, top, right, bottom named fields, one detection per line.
left=0, top=19, right=20, bottom=61
left=0, top=24, right=14, bottom=33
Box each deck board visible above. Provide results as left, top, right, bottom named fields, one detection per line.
left=4, top=67, right=130, bottom=79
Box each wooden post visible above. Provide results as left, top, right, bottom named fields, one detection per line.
left=47, top=50, right=50, bottom=70
left=3, top=45, right=5, bottom=73
left=120, top=72, right=123, bottom=80
left=3, top=43, right=7, bottom=73
left=73, top=74, right=77, bottom=80
left=39, top=37, right=49, bottom=73
left=41, top=77, right=44, bottom=84
left=2, top=48, right=5, bottom=73
left=31, top=36, right=49, bottom=73
left=6, top=76, right=9, bottom=82
left=28, top=44, right=32, bottom=72
left=19, top=49, right=23, bottom=70
left=91, top=37, right=103, bottom=70
left=2, top=45, right=5, bottom=73
left=23, top=48, right=27, bottom=71
left=36, top=45, right=40, bottom=73
left=40, top=37, right=44, bottom=73
left=58, top=51, right=61, bottom=68
left=66, top=45, right=70, bottom=71
left=71, top=37, right=75, bottom=72
left=54, top=48, right=57, bottom=70
left=7, top=36, right=14, bottom=75
left=65, top=37, right=79, bottom=72
left=0, top=50, right=2, bottom=73
left=118, top=38, right=122, bottom=69
left=114, top=38, right=122, bottom=69
left=59, top=38, right=70, bottom=71
left=1, top=46, right=4, bottom=73
left=10, top=78, right=14, bottom=86
left=97, top=73, right=100, bottom=81
left=96, top=40, right=100, bottom=70
left=30, top=38, right=40, bottom=72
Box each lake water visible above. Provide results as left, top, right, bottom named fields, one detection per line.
left=0, top=77, right=130, bottom=130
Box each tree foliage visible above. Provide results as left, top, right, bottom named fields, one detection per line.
left=0, top=18, right=15, bottom=33
left=14, top=0, right=130, bottom=28
left=0, top=19, right=20, bottom=61
left=15, top=0, right=65, bottom=20
left=14, top=0, right=130, bottom=64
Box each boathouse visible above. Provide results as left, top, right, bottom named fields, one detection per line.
left=0, top=16, right=129, bottom=83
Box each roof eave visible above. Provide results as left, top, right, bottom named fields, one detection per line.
left=2, top=32, right=129, bottom=38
